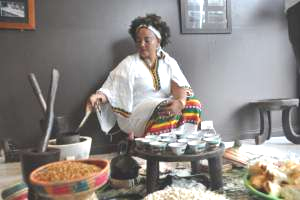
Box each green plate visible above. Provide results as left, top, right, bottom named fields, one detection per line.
left=243, top=173, right=283, bottom=200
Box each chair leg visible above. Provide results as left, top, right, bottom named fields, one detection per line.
left=282, top=107, right=300, bottom=144
left=255, top=109, right=270, bottom=145
left=267, top=111, right=272, bottom=139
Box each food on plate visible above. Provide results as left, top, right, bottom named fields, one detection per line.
left=246, top=160, right=300, bottom=199
left=289, top=171, right=300, bottom=185
left=33, top=161, right=102, bottom=182
left=262, top=181, right=281, bottom=197
left=280, top=160, right=299, bottom=174
left=266, top=166, right=288, bottom=183
left=248, top=161, right=267, bottom=176
left=249, top=173, right=267, bottom=190
left=280, top=185, right=300, bottom=200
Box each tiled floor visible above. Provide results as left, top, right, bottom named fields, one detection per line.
left=0, top=136, right=299, bottom=196
left=225, top=136, right=300, bottom=159
left=0, top=160, right=22, bottom=193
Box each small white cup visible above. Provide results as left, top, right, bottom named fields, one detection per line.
left=145, top=135, right=159, bottom=140
left=134, top=138, right=145, bottom=149
left=177, top=138, right=189, bottom=144
left=149, top=141, right=167, bottom=153
left=186, top=134, right=200, bottom=140
left=168, top=142, right=187, bottom=155
left=187, top=140, right=206, bottom=154
left=160, top=137, right=176, bottom=144
left=173, top=131, right=185, bottom=139
left=203, top=134, right=221, bottom=149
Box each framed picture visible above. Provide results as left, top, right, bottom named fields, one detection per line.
left=180, top=0, right=231, bottom=34
left=0, top=0, right=35, bottom=30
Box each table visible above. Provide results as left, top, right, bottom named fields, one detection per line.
left=132, top=143, right=225, bottom=194
left=250, top=98, right=300, bottom=144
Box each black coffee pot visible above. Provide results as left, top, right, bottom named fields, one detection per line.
left=110, top=140, right=140, bottom=180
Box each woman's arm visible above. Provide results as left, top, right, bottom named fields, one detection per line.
left=171, top=80, right=187, bottom=109
left=159, top=81, right=187, bottom=116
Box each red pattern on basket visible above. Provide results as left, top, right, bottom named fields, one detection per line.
left=95, top=172, right=109, bottom=186
left=39, top=169, right=108, bottom=196
left=14, top=193, right=28, bottom=200
left=52, top=185, right=71, bottom=195
left=45, top=172, right=109, bottom=195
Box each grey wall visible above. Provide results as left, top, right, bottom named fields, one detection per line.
left=0, top=0, right=297, bottom=151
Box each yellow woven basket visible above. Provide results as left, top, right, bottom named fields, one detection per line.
left=30, top=159, right=109, bottom=200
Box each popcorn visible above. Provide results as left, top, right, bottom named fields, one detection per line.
left=144, top=186, right=229, bottom=200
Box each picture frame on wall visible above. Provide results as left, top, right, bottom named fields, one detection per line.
left=180, top=0, right=231, bottom=34
left=0, top=0, right=35, bottom=30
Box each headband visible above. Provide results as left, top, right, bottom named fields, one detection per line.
left=136, top=24, right=162, bottom=40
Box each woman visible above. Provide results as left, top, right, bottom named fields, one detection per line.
left=86, top=14, right=202, bottom=137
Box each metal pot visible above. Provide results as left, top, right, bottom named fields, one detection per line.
left=40, top=115, right=80, bottom=145
left=110, top=140, right=140, bottom=180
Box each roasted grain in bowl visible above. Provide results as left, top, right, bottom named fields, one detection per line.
left=32, top=161, right=101, bottom=182
left=29, top=159, right=109, bottom=200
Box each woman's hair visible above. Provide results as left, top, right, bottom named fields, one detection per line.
left=129, top=14, right=171, bottom=48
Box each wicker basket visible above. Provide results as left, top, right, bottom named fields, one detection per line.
left=30, top=159, right=109, bottom=200
left=1, top=182, right=28, bottom=200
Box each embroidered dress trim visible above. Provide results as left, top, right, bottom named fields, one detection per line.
left=112, top=107, right=131, bottom=118
left=145, top=59, right=161, bottom=91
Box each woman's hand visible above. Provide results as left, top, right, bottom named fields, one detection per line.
left=85, top=91, right=108, bottom=112
left=159, top=99, right=185, bottom=116
left=164, top=80, right=186, bottom=116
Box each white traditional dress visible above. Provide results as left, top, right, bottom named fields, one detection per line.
left=98, top=51, right=195, bottom=137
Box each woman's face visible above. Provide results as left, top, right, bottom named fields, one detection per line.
left=135, top=28, right=160, bottom=61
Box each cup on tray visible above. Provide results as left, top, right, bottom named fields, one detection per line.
left=159, top=137, right=176, bottom=144
left=159, top=133, right=175, bottom=139
left=145, top=135, right=159, bottom=141
left=140, top=138, right=156, bottom=151
left=203, top=134, right=221, bottom=150
left=173, top=131, right=185, bottom=139
left=187, top=140, right=206, bottom=154
left=177, top=138, right=189, bottom=144
left=186, top=134, right=200, bottom=141
left=149, top=141, right=167, bottom=154
left=134, top=138, right=145, bottom=150
left=168, top=142, right=187, bottom=156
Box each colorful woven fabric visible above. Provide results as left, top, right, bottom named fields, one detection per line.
left=1, top=182, right=28, bottom=200
left=145, top=96, right=202, bottom=135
